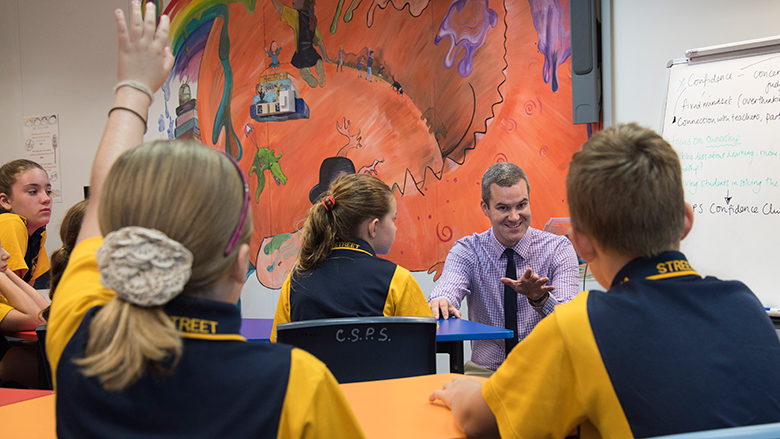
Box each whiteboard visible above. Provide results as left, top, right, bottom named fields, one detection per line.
left=662, top=43, right=780, bottom=307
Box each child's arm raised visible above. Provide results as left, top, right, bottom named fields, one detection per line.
left=77, top=0, right=173, bottom=245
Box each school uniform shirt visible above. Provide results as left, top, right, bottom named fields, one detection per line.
left=47, top=237, right=364, bottom=439
left=0, top=213, right=49, bottom=283
left=271, top=239, right=433, bottom=341
left=0, top=296, right=13, bottom=324
left=482, top=251, right=780, bottom=439
left=429, top=227, right=579, bottom=370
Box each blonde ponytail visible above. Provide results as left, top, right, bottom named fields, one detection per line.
left=75, top=298, right=182, bottom=390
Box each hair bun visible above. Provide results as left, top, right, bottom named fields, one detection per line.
left=97, top=227, right=193, bottom=307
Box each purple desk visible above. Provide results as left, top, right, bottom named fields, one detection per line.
left=240, top=318, right=511, bottom=373
left=241, top=318, right=274, bottom=341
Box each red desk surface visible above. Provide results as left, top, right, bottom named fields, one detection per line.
left=1, top=330, right=38, bottom=340
left=0, top=388, right=53, bottom=407
left=340, top=373, right=487, bottom=439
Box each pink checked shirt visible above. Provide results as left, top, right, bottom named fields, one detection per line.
left=429, top=227, right=579, bottom=370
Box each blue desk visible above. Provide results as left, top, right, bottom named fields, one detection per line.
left=241, top=318, right=511, bottom=374
left=435, top=318, right=513, bottom=374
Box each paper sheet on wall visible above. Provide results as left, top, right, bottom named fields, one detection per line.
left=23, top=114, right=61, bottom=203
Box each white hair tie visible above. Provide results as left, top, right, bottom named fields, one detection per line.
left=97, top=227, right=193, bottom=307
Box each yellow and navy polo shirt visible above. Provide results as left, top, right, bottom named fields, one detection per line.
left=48, top=237, right=364, bottom=438
left=271, top=239, right=432, bottom=341
left=484, top=251, right=780, bottom=438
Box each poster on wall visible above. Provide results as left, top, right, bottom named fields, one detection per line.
left=23, top=114, right=62, bottom=203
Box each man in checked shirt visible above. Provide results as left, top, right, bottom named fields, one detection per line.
left=428, top=162, right=579, bottom=375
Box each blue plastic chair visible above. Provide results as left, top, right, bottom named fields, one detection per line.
left=646, top=422, right=780, bottom=439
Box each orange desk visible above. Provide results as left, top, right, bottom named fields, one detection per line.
left=340, top=373, right=486, bottom=439
left=0, top=392, right=55, bottom=438
left=0, top=374, right=483, bottom=439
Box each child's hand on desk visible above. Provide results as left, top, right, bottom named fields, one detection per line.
left=429, top=376, right=499, bottom=438
left=429, top=376, right=482, bottom=409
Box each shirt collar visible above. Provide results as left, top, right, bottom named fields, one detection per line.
left=488, top=227, right=535, bottom=260
left=164, top=294, right=243, bottom=338
left=611, top=251, right=700, bottom=288
left=332, top=239, right=376, bottom=256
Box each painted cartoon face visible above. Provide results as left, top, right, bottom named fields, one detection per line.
left=481, top=182, right=531, bottom=248
left=292, top=0, right=305, bottom=10
left=0, top=239, right=9, bottom=272
left=270, top=40, right=278, bottom=52
left=1, top=168, right=52, bottom=234
left=372, top=196, right=397, bottom=255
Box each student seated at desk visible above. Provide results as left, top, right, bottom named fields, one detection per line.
left=430, top=123, right=780, bottom=438
left=271, top=173, right=432, bottom=341
left=0, top=237, right=49, bottom=388
left=0, top=158, right=52, bottom=286
left=46, top=3, right=363, bottom=437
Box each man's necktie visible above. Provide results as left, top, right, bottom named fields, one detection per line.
left=504, top=248, right=519, bottom=354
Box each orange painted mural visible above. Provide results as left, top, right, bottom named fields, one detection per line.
left=156, top=0, right=594, bottom=289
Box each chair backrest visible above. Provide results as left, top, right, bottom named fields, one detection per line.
left=646, top=422, right=780, bottom=439
left=35, top=324, right=52, bottom=390
left=276, top=316, right=437, bottom=383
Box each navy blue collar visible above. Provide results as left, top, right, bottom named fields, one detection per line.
left=332, top=239, right=376, bottom=257
left=611, top=251, right=700, bottom=288
left=164, top=295, right=243, bottom=338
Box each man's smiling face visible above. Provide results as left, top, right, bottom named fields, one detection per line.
left=481, top=182, right=531, bottom=248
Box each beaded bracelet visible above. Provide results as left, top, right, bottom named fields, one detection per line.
left=114, top=81, right=154, bottom=103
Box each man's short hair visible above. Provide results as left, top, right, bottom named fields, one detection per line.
left=481, top=162, right=529, bottom=204
left=567, top=123, right=685, bottom=258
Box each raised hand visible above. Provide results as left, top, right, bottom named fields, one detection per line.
left=115, top=0, right=173, bottom=97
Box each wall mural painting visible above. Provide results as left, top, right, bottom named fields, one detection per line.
left=157, top=0, right=593, bottom=289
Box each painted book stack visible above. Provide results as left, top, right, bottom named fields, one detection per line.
left=250, top=72, right=309, bottom=122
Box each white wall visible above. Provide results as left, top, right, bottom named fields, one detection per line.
left=0, top=0, right=127, bottom=253
left=609, top=0, right=780, bottom=129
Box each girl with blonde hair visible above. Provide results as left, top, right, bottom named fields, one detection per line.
left=46, top=3, right=363, bottom=437
left=271, top=173, right=433, bottom=341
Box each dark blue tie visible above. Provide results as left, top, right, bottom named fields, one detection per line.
left=504, top=248, right=518, bottom=354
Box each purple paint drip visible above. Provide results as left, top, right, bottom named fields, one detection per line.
left=435, top=0, right=498, bottom=78
left=529, top=0, right=571, bottom=92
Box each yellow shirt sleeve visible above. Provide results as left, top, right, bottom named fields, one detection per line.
left=277, top=348, right=366, bottom=439
left=271, top=273, right=293, bottom=343
left=383, top=265, right=434, bottom=318
left=0, top=296, right=13, bottom=325
left=482, top=292, right=632, bottom=439
left=0, top=214, right=31, bottom=277
left=46, top=237, right=115, bottom=388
